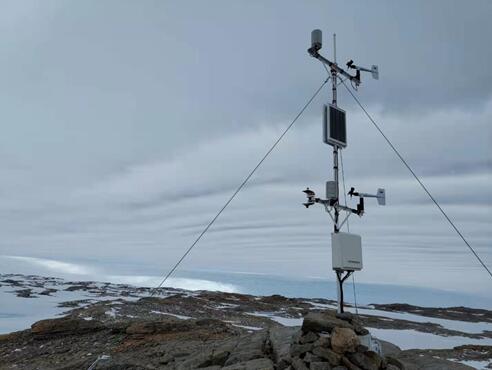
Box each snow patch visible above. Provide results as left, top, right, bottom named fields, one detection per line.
left=453, top=359, right=491, bottom=370
left=349, top=307, right=492, bottom=335
left=370, top=328, right=492, bottom=350
left=105, top=308, right=118, bottom=318
left=150, top=310, right=192, bottom=320
left=246, top=312, right=303, bottom=327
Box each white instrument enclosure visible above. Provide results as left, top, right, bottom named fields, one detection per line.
left=331, top=232, right=363, bottom=271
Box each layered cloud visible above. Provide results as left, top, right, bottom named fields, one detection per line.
left=0, top=97, right=490, bottom=295
left=0, top=1, right=490, bottom=298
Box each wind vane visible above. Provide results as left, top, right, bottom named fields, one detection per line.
left=303, top=30, right=385, bottom=314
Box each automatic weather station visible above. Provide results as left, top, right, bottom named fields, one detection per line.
left=303, top=30, right=385, bottom=314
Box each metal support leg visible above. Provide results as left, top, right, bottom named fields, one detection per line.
left=336, top=270, right=343, bottom=314
left=336, top=270, right=353, bottom=314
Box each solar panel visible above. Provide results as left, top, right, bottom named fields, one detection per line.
left=323, top=104, right=347, bottom=148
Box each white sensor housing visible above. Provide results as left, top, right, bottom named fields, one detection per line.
left=371, top=65, right=379, bottom=80
left=377, top=188, right=385, bottom=205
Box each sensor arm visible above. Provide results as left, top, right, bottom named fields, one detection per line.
left=303, top=188, right=363, bottom=215
left=354, top=66, right=373, bottom=73
left=348, top=188, right=386, bottom=206
left=357, top=192, right=379, bottom=198
left=308, top=49, right=360, bottom=85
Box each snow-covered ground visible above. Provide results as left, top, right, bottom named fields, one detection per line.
left=0, top=283, right=106, bottom=334
left=350, top=306, right=492, bottom=334
left=246, top=311, right=304, bottom=327
left=456, top=359, right=490, bottom=370
left=0, top=275, right=165, bottom=334
left=150, top=310, right=192, bottom=320
left=368, top=328, right=492, bottom=350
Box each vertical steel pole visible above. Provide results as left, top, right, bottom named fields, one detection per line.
left=333, top=145, right=339, bottom=231
left=332, top=75, right=343, bottom=313
left=336, top=271, right=342, bottom=314
left=331, top=33, right=344, bottom=314
left=331, top=69, right=337, bottom=107
left=331, top=38, right=339, bottom=232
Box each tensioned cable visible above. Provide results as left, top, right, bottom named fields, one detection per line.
left=150, top=78, right=331, bottom=296
left=340, top=79, right=492, bottom=279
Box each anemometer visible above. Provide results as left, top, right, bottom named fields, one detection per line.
left=303, top=30, right=385, bottom=314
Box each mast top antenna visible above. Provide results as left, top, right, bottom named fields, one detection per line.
left=308, top=29, right=379, bottom=87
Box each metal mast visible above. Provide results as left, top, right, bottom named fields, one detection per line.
left=331, top=34, right=339, bottom=235
left=303, top=30, right=384, bottom=314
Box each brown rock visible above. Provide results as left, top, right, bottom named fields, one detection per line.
left=0, top=332, right=18, bottom=342
left=386, top=365, right=400, bottom=370
left=300, top=331, right=319, bottom=344
left=292, top=357, right=310, bottom=370
left=222, top=358, right=275, bottom=370
left=385, top=356, right=404, bottom=370
left=347, top=351, right=381, bottom=370
left=223, top=331, right=268, bottom=366
left=312, top=347, right=341, bottom=366
left=330, top=328, right=360, bottom=354
left=31, top=317, right=103, bottom=336
left=355, top=345, right=369, bottom=353
left=303, top=352, right=322, bottom=363
left=302, top=312, right=353, bottom=334
left=341, top=356, right=362, bottom=370
left=365, top=351, right=382, bottom=370
left=269, top=326, right=298, bottom=367
left=291, top=343, right=314, bottom=357
left=310, top=362, right=331, bottom=370
left=125, top=321, right=156, bottom=334
left=261, top=294, right=290, bottom=304
left=314, top=335, right=331, bottom=348
left=336, top=312, right=354, bottom=321
left=126, top=320, right=192, bottom=334
left=352, top=321, right=369, bottom=336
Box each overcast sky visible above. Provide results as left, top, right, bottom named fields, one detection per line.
left=0, top=0, right=491, bottom=297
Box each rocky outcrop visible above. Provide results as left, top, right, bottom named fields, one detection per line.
left=6, top=307, right=391, bottom=370
left=125, top=319, right=195, bottom=335
left=31, top=317, right=104, bottom=336
left=396, top=351, right=476, bottom=370
left=302, top=311, right=353, bottom=333
left=14, top=288, right=34, bottom=298
left=1, top=307, right=477, bottom=370
left=0, top=280, right=481, bottom=370
left=283, top=311, right=392, bottom=370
